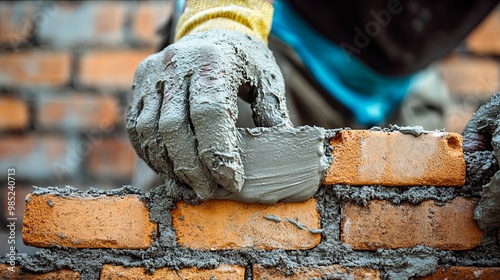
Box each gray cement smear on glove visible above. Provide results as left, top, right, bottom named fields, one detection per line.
left=475, top=171, right=500, bottom=230
left=214, top=126, right=329, bottom=204
left=462, top=92, right=500, bottom=230
left=127, top=29, right=292, bottom=199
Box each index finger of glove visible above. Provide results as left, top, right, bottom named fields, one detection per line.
left=189, top=54, right=245, bottom=193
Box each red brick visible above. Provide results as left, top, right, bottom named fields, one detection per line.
left=0, top=95, right=29, bottom=131
left=466, top=9, right=500, bottom=55
left=0, top=2, right=35, bottom=47
left=440, top=55, right=499, bottom=99
left=37, top=93, right=120, bottom=130
left=253, top=264, right=380, bottom=279
left=133, top=1, right=174, bottom=44
left=0, top=51, right=71, bottom=87
left=100, top=264, right=245, bottom=279
left=418, top=266, right=500, bottom=279
left=324, top=130, right=465, bottom=186
left=85, top=137, right=136, bottom=179
left=341, top=197, right=483, bottom=250
left=22, top=194, right=156, bottom=249
left=0, top=265, right=79, bottom=279
left=0, top=134, right=68, bottom=181
left=37, top=2, right=126, bottom=47
left=172, top=198, right=321, bottom=250
left=78, top=49, right=152, bottom=89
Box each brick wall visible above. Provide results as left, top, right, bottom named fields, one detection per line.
left=0, top=1, right=499, bottom=279
left=2, top=129, right=500, bottom=279
left=0, top=0, right=172, bottom=254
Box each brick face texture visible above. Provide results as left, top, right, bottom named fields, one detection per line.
left=100, top=264, right=245, bottom=279
left=253, top=265, right=381, bottom=279
left=22, top=194, right=156, bottom=249
left=78, top=49, right=152, bottom=89
left=341, top=197, right=483, bottom=250
left=0, top=51, right=71, bottom=86
left=324, top=130, right=466, bottom=186
left=172, top=198, right=321, bottom=250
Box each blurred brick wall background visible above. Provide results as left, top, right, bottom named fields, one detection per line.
left=0, top=1, right=498, bottom=254
left=0, top=0, right=173, bottom=254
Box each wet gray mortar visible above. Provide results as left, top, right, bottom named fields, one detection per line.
left=2, top=128, right=500, bottom=280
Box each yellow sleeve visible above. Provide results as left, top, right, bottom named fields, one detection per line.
left=174, top=0, right=274, bottom=44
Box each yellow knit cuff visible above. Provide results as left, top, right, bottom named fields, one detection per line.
left=174, top=0, right=274, bottom=44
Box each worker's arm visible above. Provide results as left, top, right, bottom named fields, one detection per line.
left=126, top=0, right=291, bottom=199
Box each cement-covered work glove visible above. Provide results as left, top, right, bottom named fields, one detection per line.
left=462, top=92, right=500, bottom=161
left=462, top=92, right=500, bottom=230
left=126, top=0, right=292, bottom=199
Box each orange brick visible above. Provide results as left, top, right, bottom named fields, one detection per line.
left=418, top=266, right=500, bottom=279
left=86, top=137, right=136, bottom=179
left=172, top=198, right=321, bottom=250
left=253, top=264, right=380, bottom=279
left=440, top=55, right=499, bottom=99
left=466, top=9, right=500, bottom=55
left=78, top=49, right=152, bottom=89
left=37, top=93, right=119, bottom=129
left=100, top=264, right=245, bottom=279
left=0, top=134, right=68, bottom=181
left=0, top=2, right=35, bottom=46
left=0, top=265, right=79, bottom=280
left=37, top=2, right=126, bottom=47
left=133, top=1, right=173, bottom=44
left=324, top=130, right=465, bottom=186
left=0, top=51, right=71, bottom=87
left=341, top=197, right=483, bottom=250
left=22, top=194, right=156, bottom=249
left=0, top=96, right=29, bottom=131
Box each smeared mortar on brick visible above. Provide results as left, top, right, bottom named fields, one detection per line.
left=127, top=29, right=292, bottom=200
left=214, top=126, right=329, bottom=204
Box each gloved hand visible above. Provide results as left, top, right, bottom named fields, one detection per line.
left=462, top=92, right=500, bottom=230
left=126, top=29, right=292, bottom=199
left=462, top=92, right=500, bottom=160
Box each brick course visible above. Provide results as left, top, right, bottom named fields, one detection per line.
left=172, top=198, right=321, bottom=250
left=37, top=93, right=120, bottom=130
left=0, top=51, right=71, bottom=87
left=324, top=130, right=466, bottom=186
left=341, top=197, right=483, bottom=250
left=78, top=49, right=152, bottom=90
left=100, top=264, right=245, bottom=279
left=22, top=194, right=156, bottom=249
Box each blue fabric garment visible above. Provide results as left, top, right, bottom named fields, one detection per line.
left=271, top=0, right=416, bottom=125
